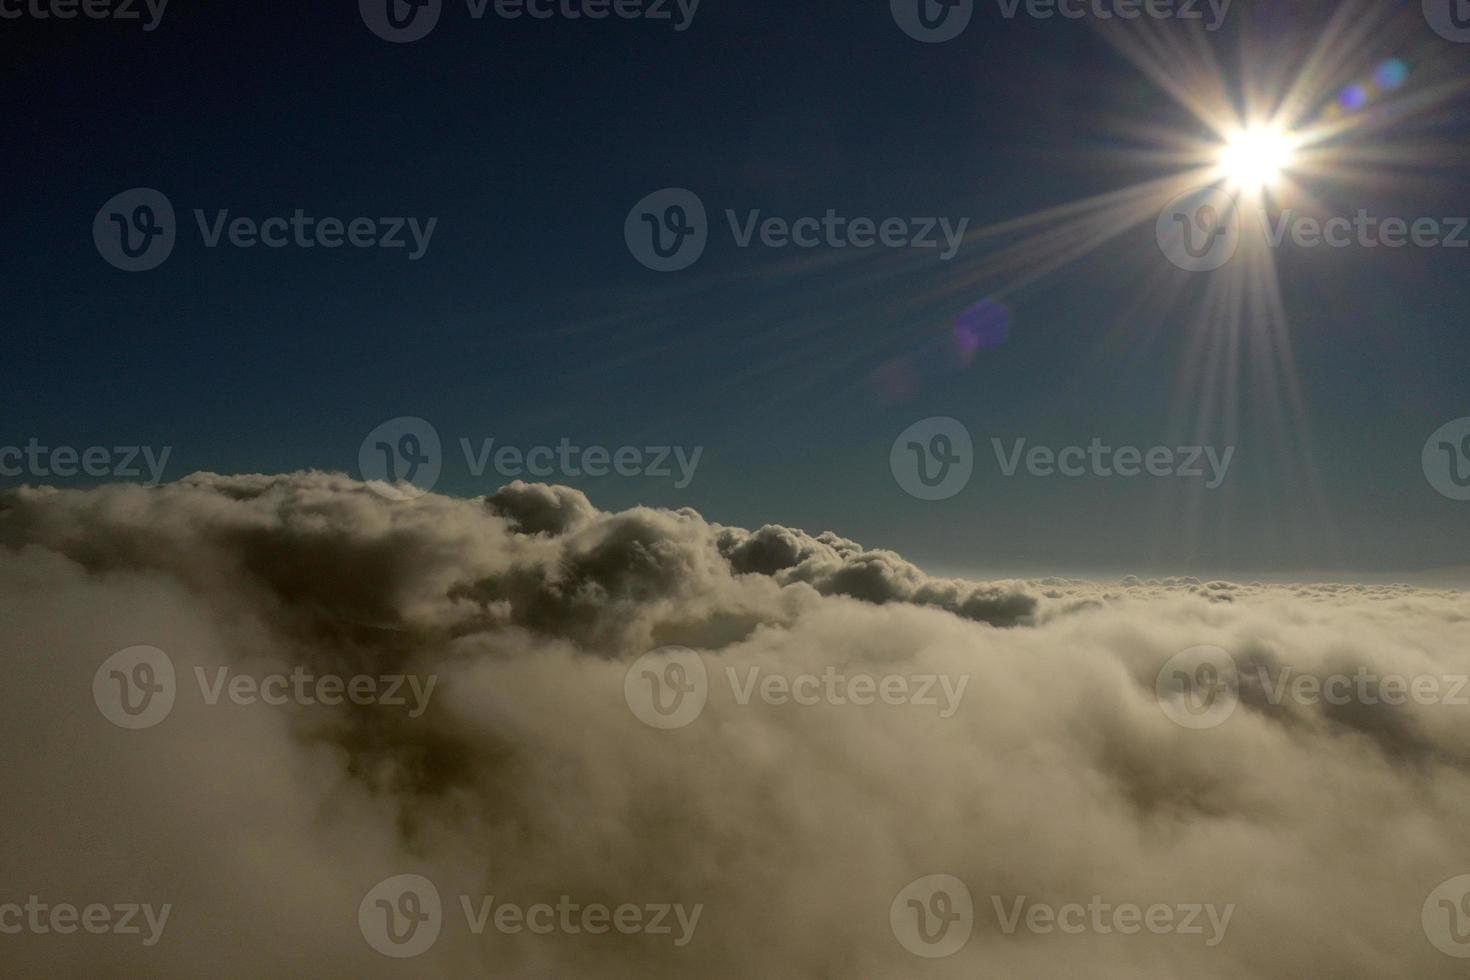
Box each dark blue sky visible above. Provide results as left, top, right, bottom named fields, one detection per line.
left=4, top=0, right=1468, bottom=578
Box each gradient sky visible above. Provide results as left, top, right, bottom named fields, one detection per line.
left=4, top=0, right=1468, bottom=578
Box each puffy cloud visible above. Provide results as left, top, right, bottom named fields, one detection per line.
left=487, top=480, right=598, bottom=536
left=1, top=473, right=1468, bottom=977
left=717, top=523, right=1037, bottom=627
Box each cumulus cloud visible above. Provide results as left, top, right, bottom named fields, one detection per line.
left=1, top=472, right=1468, bottom=977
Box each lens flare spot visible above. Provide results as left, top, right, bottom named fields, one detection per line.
left=1338, top=84, right=1369, bottom=112
left=1374, top=58, right=1409, bottom=92
left=953, top=300, right=1011, bottom=364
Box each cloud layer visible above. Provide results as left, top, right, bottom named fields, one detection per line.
left=2, top=472, right=1469, bottom=977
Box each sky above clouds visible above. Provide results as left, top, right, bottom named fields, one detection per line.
left=2, top=0, right=1468, bottom=577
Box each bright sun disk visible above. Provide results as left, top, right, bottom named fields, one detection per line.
left=1218, top=125, right=1297, bottom=193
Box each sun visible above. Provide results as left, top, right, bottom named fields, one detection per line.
left=1217, top=125, right=1298, bottom=194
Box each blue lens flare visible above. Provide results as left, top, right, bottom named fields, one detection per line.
left=1374, top=58, right=1409, bottom=92
left=953, top=300, right=1011, bottom=358
left=1339, top=85, right=1369, bottom=112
